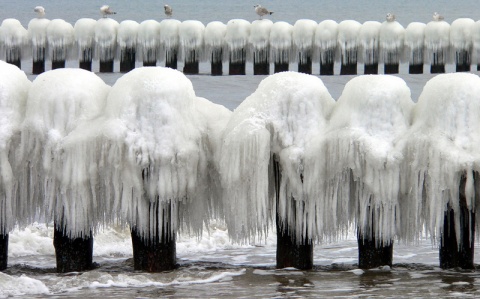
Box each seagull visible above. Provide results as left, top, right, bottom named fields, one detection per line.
left=432, top=12, right=444, bottom=21
left=254, top=4, right=273, bottom=19
left=386, top=13, right=396, bottom=22
left=164, top=5, right=173, bottom=18
left=34, top=6, right=46, bottom=18
left=100, top=5, right=116, bottom=18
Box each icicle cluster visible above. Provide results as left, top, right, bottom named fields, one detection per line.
left=379, top=20, right=405, bottom=64
left=117, top=20, right=139, bottom=52
left=219, top=72, right=335, bottom=243
left=74, top=18, right=97, bottom=62
left=404, top=22, right=426, bottom=65
left=95, top=18, right=118, bottom=62
left=0, top=61, right=31, bottom=234
left=402, top=73, right=480, bottom=245
left=28, top=17, right=50, bottom=62
left=269, top=21, right=293, bottom=65
left=424, top=18, right=451, bottom=65
left=204, top=21, right=226, bottom=63
left=179, top=20, right=205, bottom=63
left=248, top=20, right=272, bottom=63
left=450, top=18, right=474, bottom=64
left=358, top=21, right=381, bottom=65
left=314, top=20, right=338, bottom=65
left=292, top=19, right=317, bottom=64
left=46, top=19, right=75, bottom=62
left=18, top=69, right=110, bottom=238
left=337, top=20, right=361, bottom=65
left=225, top=19, right=250, bottom=63
left=137, top=20, right=160, bottom=63
left=159, top=19, right=181, bottom=63
left=0, top=19, right=29, bottom=62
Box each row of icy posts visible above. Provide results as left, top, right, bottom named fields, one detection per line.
left=2, top=14, right=480, bottom=75
left=1, top=60, right=479, bottom=272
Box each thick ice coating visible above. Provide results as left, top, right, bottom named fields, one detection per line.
left=0, top=61, right=31, bottom=234
left=424, top=18, right=450, bottom=65
left=74, top=18, right=97, bottom=62
left=219, top=72, right=335, bottom=243
left=379, top=19, right=405, bottom=64
left=358, top=21, right=381, bottom=65
left=28, top=16, right=50, bottom=62
left=404, top=22, right=426, bottom=66
left=18, top=69, right=110, bottom=238
left=136, top=20, right=159, bottom=62
left=269, top=21, right=293, bottom=65
left=248, top=19, right=272, bottom=62
left=402, top=73, right=480, bottom=245
left=0, top=19, right=29, bottom=62
left=204, top=21, right=226, bottom=63
left=305, top=75, right=413, bottom=244
left=159, top=19, right=181, bottom=62
left=94, top=18, right=118, bottom=61
left=314, top=20, right=338, bottom=64
left=292, top=19, right=317, bottom=64
left=225, top=19, right=251, bottom=63
left=179, top=20, right=205, bottom=63
left=46, top=19, right=75, bottom=62
left=337, top=20, right=361, bottom=64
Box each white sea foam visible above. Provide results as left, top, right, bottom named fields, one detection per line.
left=0, top=272, right=49, bottom=297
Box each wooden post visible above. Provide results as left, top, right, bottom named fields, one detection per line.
left=253, top=49, right=269, bottom=75
left=130, top=202, right=177, bottom=272
left=384, top=63, right=399, bottom=74
left=364, top=64, right=378, bottom=75
left=274, top=63, right=289, bottom=73
left=165, top=49, right=178, bottom=70
left=53, top=219, right=93, bottom=273
left=455, top=49, right=471, bottom=72
left=409, top=64, right=423, bottom=74
left=32, top=47, right=46, bottom=74
left=297, top=54, right=312, bottom=75
left=183, top=50, right=199, bottom=74
left=79, top=48, right=93, bottom=71
left=430, top=52, right=445, bottom=73
left=99, top=60, right=114, bottom=73
left=120, top=47, right=136, bottom=72
left=409, top=49, right=424, bottom=74
left=211, top=49, right=223, bottom=76
left=0, top=234, right=8, bottom=271
left=6, top=46, right=21, bottom=69
left=320, top=49, right=335, bottom=75
left=52, top=60, right=65, bottom=70
left=229, top=48, right=246, bottom=75
left=439, top=173, right=475, bottom=269
left=273, top=155, right=313, bottom=270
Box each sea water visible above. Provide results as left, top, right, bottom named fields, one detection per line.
left=2, top=0, right=480, bottom=297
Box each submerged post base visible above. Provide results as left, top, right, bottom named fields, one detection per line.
left=229, top=61, right=246, bottom=75
left=340, top=63, right=357, bottom=75
left=32, top=60, right=45, bottom=74
left=357, top=235, right=393, bottom=269
left=53, top=227, right=93, bottom=273
left=320, top=62, right=334, bottom=75
left=456, top=63, right=471, bottom=72
left=183, top=61, right=199, bottom=74
left=409, top=64, right=423, bottom=74
left=131, top=227, right=177, bottom=272
left=52, top=60, right=65, bottom=70
left=100, top=60, right=114, bottom=73
left=276, top=226, right=313, bottom=270
left=364, top=63, right=378, bottom=75
left=384, top=63, right=399, bottom=74
left=211, top=61, right=223, bottom=76
left=120, top=47, right=136, bottom=73
left=143, top=61, right=157, bottom=67
left=79, top=60, right=92, bottom=72
left=430, top=64, right=445, bottom=74
left=0, top=234, right=8, bottom=271
left=298, top=58, right=312, bottom=74
left=254, top=62, right=269, bottom=75
left=274, top=63, right=289, bottom=73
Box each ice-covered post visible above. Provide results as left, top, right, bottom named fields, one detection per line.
left=425, top=13, right=450, bottom=73
left=137, top=20, right=159, bottom=67
left=320, top=76, right=413, bottom=269
left=46, top=19, right=75, bottom=70
left=0, top=61, right=31, bottom=270
left=95, top=18, right=118, bottom=72
left=160, top=19, right=181, bottom=69
left=28, top=9, right=50, bottom=74
left=204, top=21, right=226, bottom=75
left=0, top=19, right=28, bottom=69
left=405, top=22, right=426, bottom=74
left=270, top=21, right=292, bottom=73
left=98, top=67, right=229, bottom=272
left=338, top=20, right=361, bottom=75
left=403, top=73, right=480, bottom=270
left=379, top=13, right=404, bottom=74
left=450, top=18, right=474, bottom=72
left=473, top=21, right=480, bottom=71
left=117, top=20, right=138, bottom=72
left=315, top=20, right=338, bottom=75
left=220, top=72, right=335, bottom=269
left=293, top=19, right=316, bottom=74
left=18, top=69, right=110, bottom=273
left=179, top=20, right=205, bottom=74
left=249, top=19, right=272, bottom=75
left=359, top=21, right=381, bottom=74
left=225, top=19, right=250, bottom=75
left=74, top=18, right=96, bottom=71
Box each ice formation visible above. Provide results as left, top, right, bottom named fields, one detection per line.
left=292, top=19, right=317, bottom=63
left=28, top=16, right=50, bottom=62
left=137, top=20, right=160, bottom=63
left=379, top=18, right=405, bottom=64
left=46, top=19, right=75, bottom=62
left=404, top=22, right=426, bottom=66
left=305, top=75, right=413, bottom=244
left=159, top=19, right=181, bottom=62
left=67, top=67, right=231, bottom=240
left=0, top=19, right=29, bottom=62
left=472, top=21, right=480, bottom=65
left=94, top=18, right=119, bottom=62
left=117, top=20, right=139, bottom=60
left=219, top=72, right=335, bottom=243
left=179, top=20, right=205, bottom=63
left=358, top=21, right=381, bottom=65
left=248, top=19, right=272, bottom=62
left=337, top=20, right=361, bottom=65
left=74, top=18, right=97, bottom=62
left=0, top=61, right=31, bottom=234
left=402, top=73, right=480, bottom=244
left=204, top=21, right=226, bottom=63
left=449, top=18, right=474, bottom=62
left=18, top=69, right=110, bottom=238
left=269, top=21, right=293, bottom=65
left=424, top=17, right=450, bottom=65
left=225, top=19, right=251, bottom=63
left=314, top=20, right=338, bottom=65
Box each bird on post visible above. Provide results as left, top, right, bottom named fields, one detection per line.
left=34, top=6, right=46, bottom=18
left=432, top=12, right=444, bottom=21
left=254, top=4, right=273, bottom=19
left=100, top=5, right=116, bottom=18
left=386, top=12, right=396, bottom=22
left=164, top=4, right=173, bottom=18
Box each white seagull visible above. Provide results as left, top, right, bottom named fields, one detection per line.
left=386, top=13, right=396, bottom=22
left=164, top=5, right=173, bottom=18
left=34, top=6, right=46, bottom=18
left=432, top=12, right=444, bottom=21
left=100, top=5, right=116, bottom=18
left=254, top=5, right=273, bottom=19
